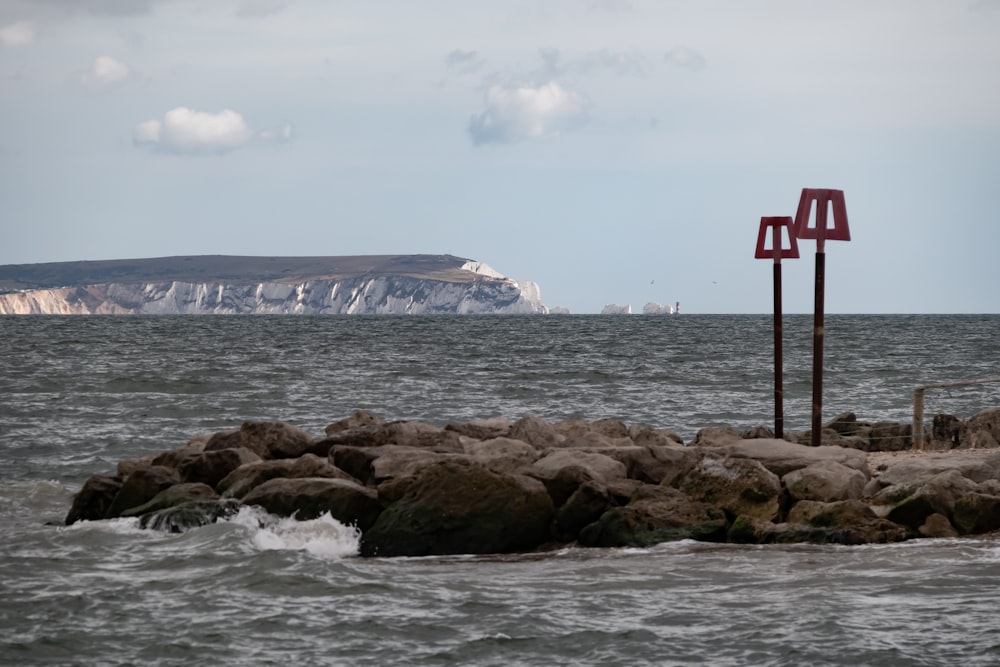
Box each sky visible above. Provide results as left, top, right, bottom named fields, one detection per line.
left=1, top=0, right=998, bottom=314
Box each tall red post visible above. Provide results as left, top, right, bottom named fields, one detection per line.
left=755, top=216, right=799, bottom=439
left=793, top=189, right=850, bottom=446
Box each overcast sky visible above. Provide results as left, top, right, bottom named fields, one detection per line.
left=1, top=0, right=998, bottom=314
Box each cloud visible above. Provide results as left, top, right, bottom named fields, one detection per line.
left=0, top=21, right=35, bottom=48
left=444, top=49, right=485, bottom=74
left=468, top=82, right=591, bottom=145
left=32, top=0, right=159, bottom=16
left=236, top=0, right=289, bottom=18
left=580, top=48, right=645, bottom=76
left=133, top=107, right=256, bottom=154
left=664, top=46, right=706, bottom=71
left=80, top=55, right=130, bottom=87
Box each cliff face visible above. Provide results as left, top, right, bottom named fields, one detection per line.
left=0, top=256, right=548, bottom=315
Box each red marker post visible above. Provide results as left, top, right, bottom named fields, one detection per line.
left=793, top=188, right=851, bottom=446
left=755, top=216, right=799, bottom=439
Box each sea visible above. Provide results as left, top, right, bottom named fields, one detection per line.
left=2, top=314, right=999, bottom=666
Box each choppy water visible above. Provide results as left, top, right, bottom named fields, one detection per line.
left=2, top=315, right=999, bottom=666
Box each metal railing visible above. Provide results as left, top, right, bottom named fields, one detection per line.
left=912, top=377, right=1000, bottom=449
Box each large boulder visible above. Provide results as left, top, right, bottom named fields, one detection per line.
left=241, top=477, right=381, bottom=529
left=104, top=465, right=181, bottom=519
left=324, top=409, right=384, bottom=436
left=217, top=454, right=358, bottom=499
left=578, top=485, right=728, bottom=547
left=554, top=481, right=612, bottom=540
left=178, top=447, right=262, bottom=487
left=871, top=469, right=979, bottom=530
left=673, top=454, right=782, bottom=521
left=775, top=499, right=911, bottom=544
left=953, top=491, right=1000, bottom=534
left=139, top=500, right=241, bottom=533
left=604, top=444, right=699, bottom=486
left=965, top=408, right=1000, bottom=449
left=690, top=426, right=741, bottom=448
left=529, top=449, right=627, bottom=486
left=723, top=438, right=870, bottom=478
left=120, top=482, right=220, bottom=518
left=444, top=417, right=512, bottom=441
left=782, top=460, right=867, bottom=503
left=874, top=451, right=1000, bottom=487
left=508, top=415, right=564, bottom=449
left=65, top=475, right=123, bottom=525
left=204, top=421, right=314, bottom=459
left=461, top=436, right=539, bottom=474
left=869, top=422, right=913, bottom=452
left=359, top=460, right=554, bottom=557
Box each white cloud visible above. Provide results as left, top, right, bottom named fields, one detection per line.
left=259, top=122, right=293, bottom=142
left=133, top=107, right=255, bottom=154
left=0, top=21, right=35, bottom=48
left=664, top=46, right=706, bottom=71
left=81, top=55, right=130, bottom=87
left=468, top=82, right=590, bottom=145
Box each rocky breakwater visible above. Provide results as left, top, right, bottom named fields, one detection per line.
left=65, top=408, right=1000, bottom=556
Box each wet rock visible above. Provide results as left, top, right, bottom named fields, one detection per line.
left=779, top=499, right=911, bottom=544
left=359, top=459, right=554, bottom=557
left=139, top=500, right=241, bottom=533
left=952, top=492, right=1000, bottom=534
left=605, top=444, right=699, bottom=486
left=120, top=482, right=220, bottom=518
left=178, top=447, right=262, bottom=488
left=242, top=477, right=381, bottom=529
left=931, top=413, right=966, bottom=449
left=919, top=513, right=959, bottom=538
left=579, top=485, right=728, bottom=547
left=554, top=481, right=611, bottom=540
left=873, top=469, right=979, bottom=530
left=217, top=453, right=358, bottom=499
left=105, top=465, right=181, bottom=519
left=65, top=475, right=123, bottom=525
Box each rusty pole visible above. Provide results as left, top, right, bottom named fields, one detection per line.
left=773, top=261, right=784, bottom=438
left=810, top=250, right=825, bottom=445
left=755, top=216, right=798, bottom=440
left=793, top=188, right=849, bottom=447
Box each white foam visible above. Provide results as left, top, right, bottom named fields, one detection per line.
left=226, top=506, right=361, bottom=559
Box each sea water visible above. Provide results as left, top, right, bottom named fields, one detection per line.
left=1, top=314, right=999, bottom=666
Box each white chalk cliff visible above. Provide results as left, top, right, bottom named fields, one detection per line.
left=0, top=255, right=548, bottom=315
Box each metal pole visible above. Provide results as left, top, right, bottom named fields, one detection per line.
left=913, top=387, right=925, bottom=450
left=773, top=261, right=784, bottom=439
left=810, top=251, right=825, bottom=446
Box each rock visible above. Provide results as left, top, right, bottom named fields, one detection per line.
left=204, top=421, right=314, bottom=459
left=605, top=444, right=700, bottom=486
left=178, top=447, right=262, bottom=487
left=241, top=477, right=382, bottom=529
left=65, top=475, right=123, bottom=525
left=674, top=454, right=782, bottom=522
left=740, top=425, right=775, bottom=439
left=369, top=446, right=465, bottom=485
left=780, top=499, right=911, bottom=544
left=561, top=430, right=634, bottom=450
left=116, top=453, right=157, bottom=478
left=315, top=421, right=464, bottom=454
left=535, top=465, right=597, bottom=509
left=723, top=438, right=870, bottom=478
left=324, top=410, right=384, bottom=436
left=329, top=445, right=382, bottom=486
left=508, top=415, right=564, bottom=449
left=217, top=454, right=358, bottom=499
left=150, top=436, right=209, bottom=470
left=578, top=485, right=728, bottom=547
left=105, top=465, right=181, bottom=519
left=139, top=500, right=241, bottom=533
left=966, top=408, right=1000, bottom=449
left=461, top=436, right=539, bottom=474
left=444, top=417, right=512, bottom=441
left=628, top=425, right=684, bottom=447
left=690, top=426, right=741, bottom=448
left=782, top=460, right=867, bottom=503
left=529, top=450, right=627, bottom=486
left=554, top=481, right=612, bottom=540
left=919, top=513, right=959, bottom=538
left=825, top=412, right=860, bottom=435
left=952, top=492, right=1000, bottom=534
left=931, top=413, right=965, bottom=449
left=120, top=482, right=220, bottom=518
left=875, top=451, right=1000, bottom=486
left=869, top=422, right=912, bottom=452
left=359, top=460, right=554, bottom=557
left=873, top=469, right=979, bottom=530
